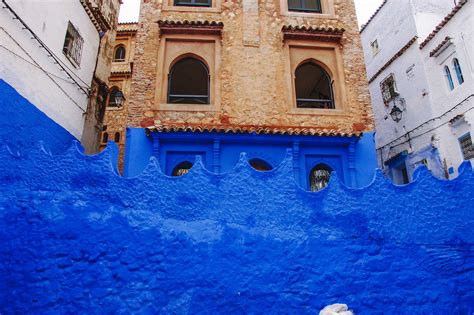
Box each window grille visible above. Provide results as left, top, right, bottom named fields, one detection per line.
left=459, top=133, right=474, bottom=160
left=168, top=57, right=210, bottom=104
left=444, top=66, right=455, bottom=91
left=380, top=74, right=399, bottom=105
left=63, top=22, right=83, bottom=66
left=288, top=0, right=322, bottom=12
left=295, top=62, right=335, bottom=109
left=172, top=161, right=193, bottom=176
left=453, top=58, right=464, bottom=85
left=309, top=164, right=332, bottom=192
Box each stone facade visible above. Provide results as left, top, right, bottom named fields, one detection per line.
left=126, top=0, right=373, bottom=134
left=100, top=22, right=138, bottom=170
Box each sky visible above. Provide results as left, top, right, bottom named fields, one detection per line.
left=118, top=0, right=384, bottom=28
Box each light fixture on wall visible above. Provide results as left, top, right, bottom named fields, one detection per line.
left=114, top=90, right=125, bottom=107
left=389, top=98, right=406, bottom=123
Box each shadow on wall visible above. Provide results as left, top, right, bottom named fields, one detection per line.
left=0, top=140, right=473, bottom=313
left=0, top=79, right=76, bottom=154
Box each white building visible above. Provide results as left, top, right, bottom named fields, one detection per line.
left=361, top=0, right=473, bottom=184
left=0, top=0, right=120, bottom=151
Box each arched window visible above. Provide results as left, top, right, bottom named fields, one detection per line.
left=453, top=58, right=464, bottom=85
left=309, top=164, right=332, bottom=192
left=249, top=158, right=273, bottom=171
left=168, top=57, right=210, bottom=104
left=172, top=161, right=193, bottom=176
left=114, top=132, right=120, bottom=143
left=108, top=87, right=120, bottom=107
left=288, top=0, right=321, bottom=12
left=444, top=66, right=455, bottom=91
left=102, top=132, right=108, bottom=143
left=295, top=62, right=334, bottom=109
left=114, top=46, right=126, bottom=62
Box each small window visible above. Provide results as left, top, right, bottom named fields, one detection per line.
left=114, top=46, right=126, bottom=62
left=249, top=159, right=273, bottom=171
left=459, top=133, right=474, bottom=160
left=453, top=58, right=464, bottom=85
left=63, top=22, right=83, bottom=66
left=380, top=74, right=399, bottom=105
left=295, top=62, right=334, bottom=109
left=444, top=66, right=455, bottom=91
left=309, top=164, right=332, bottom=192
left=288, top=0, right=322, bottom=12
left=174, top=0, right=211, bottom=7
left=168, top=57, right=210, bottom=104
left=108, top=87, right=121, bottom=107
left=114, top=132, right=121, bottom=143
left=172, top=161, right=193, bottom=176
left=102, top=132, right=109, bottom=143
left=370, top=39, right=380, bottom=55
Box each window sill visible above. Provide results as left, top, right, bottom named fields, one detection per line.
left=159, top=103, right=218, bottom=112
left=288, top=108, right=348, bottom=116
left=161, top=5, right=220, bottom=13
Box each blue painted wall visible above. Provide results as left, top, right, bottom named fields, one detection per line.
left=124, top=128, right=377, bottom=188
left=0, top=143, right=473, bottom=313
left=0, top=79, right=76, bottom=153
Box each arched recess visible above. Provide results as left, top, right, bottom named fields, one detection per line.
left=168, top=56, right=210, bottom=104
left=249, top=158, right=273, bottom=171
left=114, top=45, right=126, bottom=62
left=172, top=161, right=193, bottom=176
left=309, top=164, right=332, bottom=192
left=295, top=61, right=334, bottom=109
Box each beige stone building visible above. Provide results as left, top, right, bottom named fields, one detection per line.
left=100, top=22, right=138, bottom=168
left=104, top=0, right=377, bottom=189
left=127, top=0, right=373, bottom=133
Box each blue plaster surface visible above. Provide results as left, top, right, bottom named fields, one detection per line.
left=0, top=79, right=76, bottom=153
left=0, top=142, right=473, bottom=313
left=124, top=127, right=378, bottom=189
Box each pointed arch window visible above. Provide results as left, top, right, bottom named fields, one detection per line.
left=114, top=46, right=126, bottom=62
left=453, top=58, right=464, bottom=85
left=295, top=62, right=334, bottom=109
left=249, top=159, right=273, bottom=171
left=168, top=57, right=210, bottom=104
left=444, top=66, right=455, bottom=91
left=172, top=161, right=193, bottom=176
left=309, top=164, right=332, bottom=192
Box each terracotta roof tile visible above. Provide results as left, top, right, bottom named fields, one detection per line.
left=146, top=123, right=360, bottom=137
left=420, top=0, right=468, bottom=49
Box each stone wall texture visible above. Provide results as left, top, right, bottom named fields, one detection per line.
left=127, top=0, right=374, bottom=134
left=1, top=142, right=473, bottom=313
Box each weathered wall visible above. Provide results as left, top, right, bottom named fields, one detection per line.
left=127, top=0, right=373, bottom=134
left=1, top=139, right=473, bottom=313
left=0, top=80, right=75, bottom=153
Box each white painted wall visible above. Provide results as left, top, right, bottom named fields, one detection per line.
left=361, top=0, right=472, bottom=183
left=0, top=0, right=100, bottom=139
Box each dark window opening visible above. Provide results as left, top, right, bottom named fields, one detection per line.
left=172, top=161, right=193, bottom=176
left=174, top=0, right=211, bottom=7
left=309, top=164, right=332, bottom=192
left=168, top=57, right=210, bottom=104
left=288, top=0, right=321, bottom=12
left=295, top=62, right=334, bottom=109
left=108, top=87, right=120, bottom=107
left=102, top=132, right=109, bottom=143
left=114, top=46, right=126, bottom=62
left=63, top=22, right=83, bottom=66
left=114, top=132, right=121, bottom=143
left=249, top=159, right=273, bottom=171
